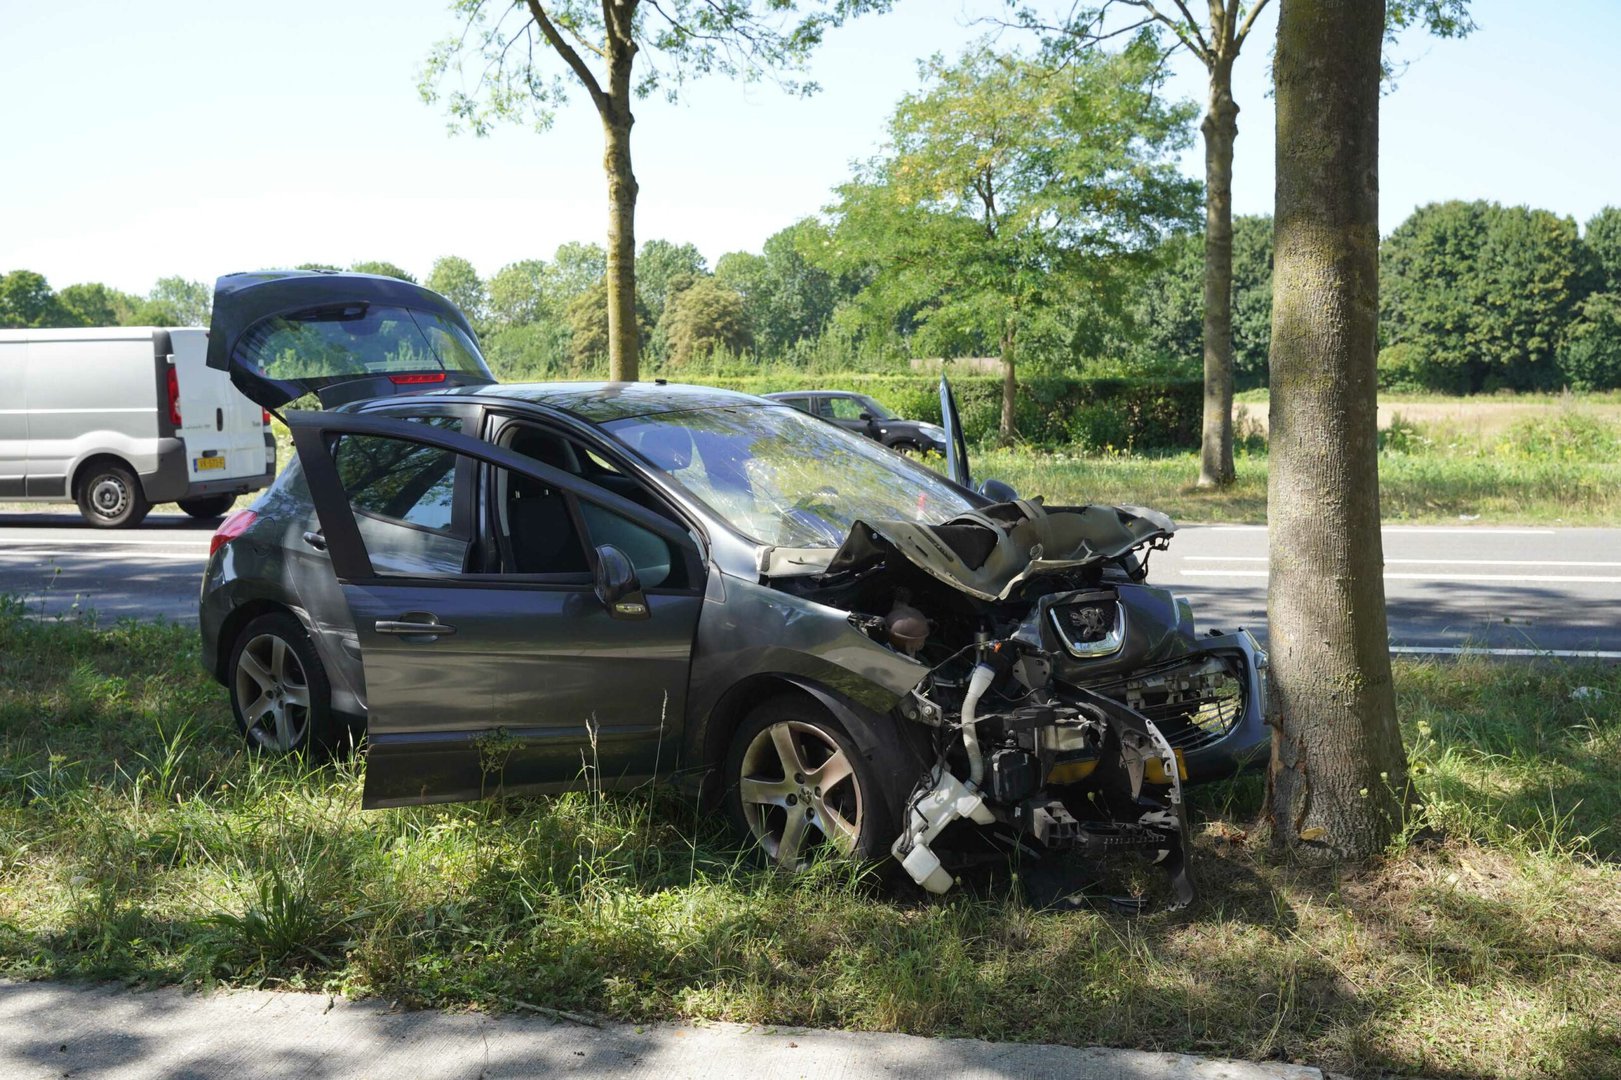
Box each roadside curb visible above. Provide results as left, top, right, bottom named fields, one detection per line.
left=0, top=980, right=1327, bottom=1079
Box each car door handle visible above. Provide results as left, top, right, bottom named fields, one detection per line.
left=301, top=530, right=327, bottom=551
left=375, top=618, right=457, bottom=637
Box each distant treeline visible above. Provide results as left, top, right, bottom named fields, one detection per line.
left=6, top=200, right=1617, bottom=393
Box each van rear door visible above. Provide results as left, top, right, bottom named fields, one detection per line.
left=169, top=328, right=269, bottom=483
left=206, top=270, right=496, bottom=412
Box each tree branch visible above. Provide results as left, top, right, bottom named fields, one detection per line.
left=1233, top=0, right=1271, bottom=50
left=526, top=0, right=608, bottom=110
left=1122, top=0, right=1212, bottom=65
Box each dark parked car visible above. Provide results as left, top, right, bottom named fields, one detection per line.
left=200, top=271, right=1268, bottom=904
left=764, top=390, right=948, bottom=457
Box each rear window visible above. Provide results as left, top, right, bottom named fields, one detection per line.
left=236, top=304, right=488, bottom=383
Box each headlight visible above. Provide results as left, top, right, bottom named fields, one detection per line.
left=918, top=423, right=946, bottom=440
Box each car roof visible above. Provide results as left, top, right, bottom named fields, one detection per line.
left=762, top=390, right=858, bottom=398
left=415, top=380, right=775, bottom=423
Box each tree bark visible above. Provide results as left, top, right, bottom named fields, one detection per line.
left=999, top=324, right=1017, bottom=444
left=1197, top=61, right=1239, bottom=488
left=1267, top=0, right=1410, bottom=862
left=601, top=2, right=641, bottom=384
left=602, top=107, right=640, bottom=382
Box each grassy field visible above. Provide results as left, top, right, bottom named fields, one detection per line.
left=1, top=602, right=1617, bottom=1078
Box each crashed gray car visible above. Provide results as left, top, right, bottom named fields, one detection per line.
left=198, top=270, right=1270, bottom=904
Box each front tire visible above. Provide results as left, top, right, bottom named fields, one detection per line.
left=179, top=495, right=237, bottom=520
left=228, top=612, right=339, bottom=756
left=76, top=461, right=151, bottom=528
left=724, top=697, right=899, bottom=869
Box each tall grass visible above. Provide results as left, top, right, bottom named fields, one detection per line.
left=1, top=604, right=1618, bottom=1076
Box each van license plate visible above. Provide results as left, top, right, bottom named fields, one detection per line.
left=195, top=453, right=225, bottom=471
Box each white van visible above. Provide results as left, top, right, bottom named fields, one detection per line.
left=0, top=327, right=275, bottom=526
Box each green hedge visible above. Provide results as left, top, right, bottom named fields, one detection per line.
left=696, top=373, right=1202, bottom=450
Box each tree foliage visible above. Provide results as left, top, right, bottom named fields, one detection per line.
left=1381, top=201, right=1582, bottom=391
left=1130, top=215, right=1273, bottom=384
left=661, top=276, right=752, bottom=365
left=427, top=256, right=487, bottom=327
left=820, top=40, right=1197, bottom=436
left=350, top=260, right=418, bottom=283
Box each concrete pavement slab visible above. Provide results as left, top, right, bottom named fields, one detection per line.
left=0, top=980, right=1326, bottom=1080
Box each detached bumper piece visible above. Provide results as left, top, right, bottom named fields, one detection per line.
left=891, top=642, right=1198, bottom=911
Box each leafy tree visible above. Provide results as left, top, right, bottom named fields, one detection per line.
left=0, top=270, right=66, bottom=328
left=1268, top=0, right=1408, bottom=862
left=349, top=260, right=417, bottom=283
left=487, top=259, right=551, bottom=327
left=661, top=277, right=752, bottom=365
left=1381, top=201, right=1582, bottom=390
left=133, top=276, right=211, bottom=327
left=1559, top=292, right=1621, bottom=391
left=1131, top=215, right=1272, bottom=384
left=427, top=255, right=487, bottom=325
left=635, top=240, right=707, bottom=327
left=546, top=241, right=606, bottom=304
left=56, top=282, right=141, bottom=327
left=566, top=280, right=649, bottom=370
left=822, top=41, right=1197, bottom=440
left=716, top=219, right=844, bottom=356
left=1581, top=206, right=1621, bottom=296
left=295, top=262, right=343, bottom=272
left=1018, top=0, right=1474, bottom=487
left=421, top=0, right=893, bottom=383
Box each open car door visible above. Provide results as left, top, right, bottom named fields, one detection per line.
left=206, top=270, right=497, bottom=411
left=285, top=409, right=707, bottom=808
left=938, top=375, right=971, bottom=489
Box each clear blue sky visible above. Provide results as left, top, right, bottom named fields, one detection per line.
left=1, top=0, right=1616, bottom=296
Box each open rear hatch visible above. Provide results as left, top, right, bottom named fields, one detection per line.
left=206, top=270, right=496, bottom=411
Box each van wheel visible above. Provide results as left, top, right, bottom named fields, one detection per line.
left=76, top=461, right=151, bottom=528
left=179, top=495, right=237, bottom=520
left=229, top=612, right=339, bottom=757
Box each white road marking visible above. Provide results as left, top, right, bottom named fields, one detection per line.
left=1182, top=556, right=1621, bottom=568
left=1390, top=645, right=1621, bottom=660
left=1202, top=525, right=1559, bottom=535
left=1, top=536, right=211, bottom=547
left=1175, top=569, right=1621, bottom=583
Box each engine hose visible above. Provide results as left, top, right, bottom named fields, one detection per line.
left=961, top=661, right=997, bottom=788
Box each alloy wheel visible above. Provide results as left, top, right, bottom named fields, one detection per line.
left=738, top=719, right=863, bottom=868
left=234, top=632, right=312, bottom=752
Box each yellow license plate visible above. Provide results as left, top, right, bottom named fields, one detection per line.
left=194, top=454, right=225, bottom=471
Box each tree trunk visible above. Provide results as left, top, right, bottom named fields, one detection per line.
left=1197, top=62, right=1239, bottom=488
left=999, top=325, right=1017, bottom=445
left=1267, top=0, right=1410, bottom=862
left=602, top=107, right=639, bottom=382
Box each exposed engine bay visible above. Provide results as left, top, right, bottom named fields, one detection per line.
left=772, top=499, right=1269, bottom=908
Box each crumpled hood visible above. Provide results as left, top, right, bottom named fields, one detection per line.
left=822, top=499, right=1176, bottom=601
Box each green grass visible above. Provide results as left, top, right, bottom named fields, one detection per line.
left=1, top=601, right=1618, bottom=1077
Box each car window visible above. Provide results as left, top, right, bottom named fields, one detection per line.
left=580, top=503, right=681, bottom=590
left=329, top=421, right=470, bottom=575
left=491, top=460, right=592, bottom=578
left=332, top=418, right=462, bottom=531
left=857, top=395, right=894, bottom=420
left=237, top=304, right=487, bottom=383
left=826, top=396, right=867, bottom=421
left=776, top=396, right=811, bottom=413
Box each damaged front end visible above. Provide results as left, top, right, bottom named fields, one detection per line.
left=773, top=499, right=1269, bottom=909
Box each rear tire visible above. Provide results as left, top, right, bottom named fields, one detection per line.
left=179, top=495, right=237, bottom=520
left=228, top=611, right=341, bottom=757
left=891, top=441, right=922, bottom=459
left=76, top=461, right=151, bottom=528
left=723, top=696, right=901, bottom=870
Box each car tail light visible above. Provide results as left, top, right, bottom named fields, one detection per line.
left=167, top=367, right=182, bottom=426
left=388, top=372, right=446, bottom=385
left=210, top=509, right=257, bottom=556
left=262, top=408, right=272, bottom=425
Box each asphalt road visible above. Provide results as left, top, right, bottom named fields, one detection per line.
left=1, top=512, right=1618, bottom=656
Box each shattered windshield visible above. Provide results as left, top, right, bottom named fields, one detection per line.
left=605, top=405, right=976, bottom=548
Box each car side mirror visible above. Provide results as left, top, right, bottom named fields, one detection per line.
left=859, top=411, right=875, bottom=422
left=593, top=544, right=649, bottom=620
left=978, top=478, right=1019, bottom=503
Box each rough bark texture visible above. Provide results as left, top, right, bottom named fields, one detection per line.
left=1267, top=0, right=1410, bottom=862
left=1197, top=58, right=1239, bottom=488
left=603, top=3, right=640, bottom=383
